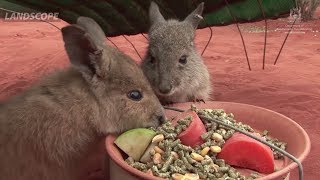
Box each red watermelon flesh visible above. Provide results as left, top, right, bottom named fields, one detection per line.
left=217, top=132, right=275, bottom=174
left=173, top=110, right=207, bottom=147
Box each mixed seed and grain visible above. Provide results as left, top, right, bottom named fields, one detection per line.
left=125, top=106, right=287, bottom=179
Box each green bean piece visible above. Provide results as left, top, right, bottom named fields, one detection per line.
left=198, top=171, right=207, bottom=179
left=146, top=162, right=154, bottom=169
left=194, top=162, right=204, bottom=172
left=181, top=125, right=188, bottom=131
left=161, top=155, right=174, bottom=172
left=215, top=172, right=224, bottom=178
left=158, top=172, right=170, bottom=178
left=151, top=165, right=159, bottom=175
left=250, top=172, right=260, bottom=179
left=177, top=119, right=191, bottom=126
left=218, top=166, right=229, bottom=173
left=174, top=159, right=184, bottom=167
left=170, top=139, right=181, bottom=148
left=177, top=144, right=193, bottom=152
left=215, top=159, right=226, bottom=167
left=201, top=131, right=214, bottom=140
left=158, top=141, right=165, bottom=149
left=132, top=162, right=147, bottom=171
left=169, top=165, right=187, bottom=174
left=164, top=147, right=172, bottom=159
left=201, top=158, right=212, bottom=165
left=204, top=164, right=215, bottom=173
left=165, top=133, right=177, bottom=140
left=178, top=150, right=184, bottom=158
left=228, top=168, right=239, bottom=178
left=207, top=173, right=216, bottom=179
left=182, top=157, right=194, bottom=171
left=225, top=178, right=236, bottom=180
left=175, top=125, right=183, bottom=134
left=186, top=153, right=197, bottom=164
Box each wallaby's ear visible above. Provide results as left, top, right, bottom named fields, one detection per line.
left=76, top=16, right=106, bottom=48
left=149, top=1, right=165, bottom=25
left=184, top=2, right=204, bottom=29
left=61, top=21, right=109, bottom=78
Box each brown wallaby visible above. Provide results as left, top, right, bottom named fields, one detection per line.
left=141, top=2, right=212, bottom=105
left=0, top=17, right=165, bottom=180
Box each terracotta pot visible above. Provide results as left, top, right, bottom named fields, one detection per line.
left=105, top=101, right=311, bottom=180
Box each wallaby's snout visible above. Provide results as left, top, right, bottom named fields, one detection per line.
left=155, top=111, right=166, bottom=126
left=159, top=81, right=173, bottom=95
left=150, top=105, right=166, bottom=127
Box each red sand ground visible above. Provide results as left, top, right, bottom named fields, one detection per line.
left=0, top=12, right=319, bottom=180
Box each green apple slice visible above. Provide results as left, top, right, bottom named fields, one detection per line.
left=114, top=128, right=156, bottom=161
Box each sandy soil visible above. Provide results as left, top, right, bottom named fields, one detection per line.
left=0, top=10, right=319, bottom=179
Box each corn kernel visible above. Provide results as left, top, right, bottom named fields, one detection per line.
left=171, top=151, right=179, bottom=160
left=200, top=147, right=210, bottom=156
left=212, top=133, right=223, bottom=142
left=183, top=173, right=200, bottom=180
left=152, top=134, right=164, bottom=143
left=210, top=146, right=222, bottom=153
left=154, top=146, right=164, bottom=154
left=190, top=152, right=204, bottom=161
left=172, top=173, right=184, bottom=180
left=153, top=153, right=162, bottom=164
left=220, top=129, right=227, bottom=135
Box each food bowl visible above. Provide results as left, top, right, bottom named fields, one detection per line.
left=105, top=101, right=310, bottom=180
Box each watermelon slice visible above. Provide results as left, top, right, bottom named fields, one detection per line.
left=174, top=110, right=207, bottom=147
left=217, top=132, right=275, bottom=174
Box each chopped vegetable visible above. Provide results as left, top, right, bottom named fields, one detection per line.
left=174, top=110, right=207, bottom=147
left=217, top=132, right=275, bottom=174
left=114, top=128, right=156, bottom=161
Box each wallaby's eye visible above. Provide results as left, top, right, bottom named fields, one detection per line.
left=179, top=55, right=187, bottom=64
left=150, top=55, right=155, bottom=64
left=127, top=90, right=143, bottom=101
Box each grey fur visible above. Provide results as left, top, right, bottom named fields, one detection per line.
left=141, top=2, right=212, bottom=104
left=0, top=17, right=164, bottom=180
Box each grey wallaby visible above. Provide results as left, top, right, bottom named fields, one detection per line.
left=0, top=17, right=165, bottom=180
left=141, top=2, right=212, bottom=105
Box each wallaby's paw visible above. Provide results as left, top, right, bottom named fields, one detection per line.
left=194, top=98, right=206, bottom=104
left=198, top=99, right=206, bottom=103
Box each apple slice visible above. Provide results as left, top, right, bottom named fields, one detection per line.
left=114, top=128, right=156, bottom=161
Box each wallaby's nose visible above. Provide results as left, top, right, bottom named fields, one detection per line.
left=157, top=115, right=166, bottom=125
left=159, top=84, right=172, bottom=94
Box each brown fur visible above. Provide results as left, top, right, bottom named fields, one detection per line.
left=141, top=2, right=212, bottom=104
left=0, top=17, right=164, bottom=180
